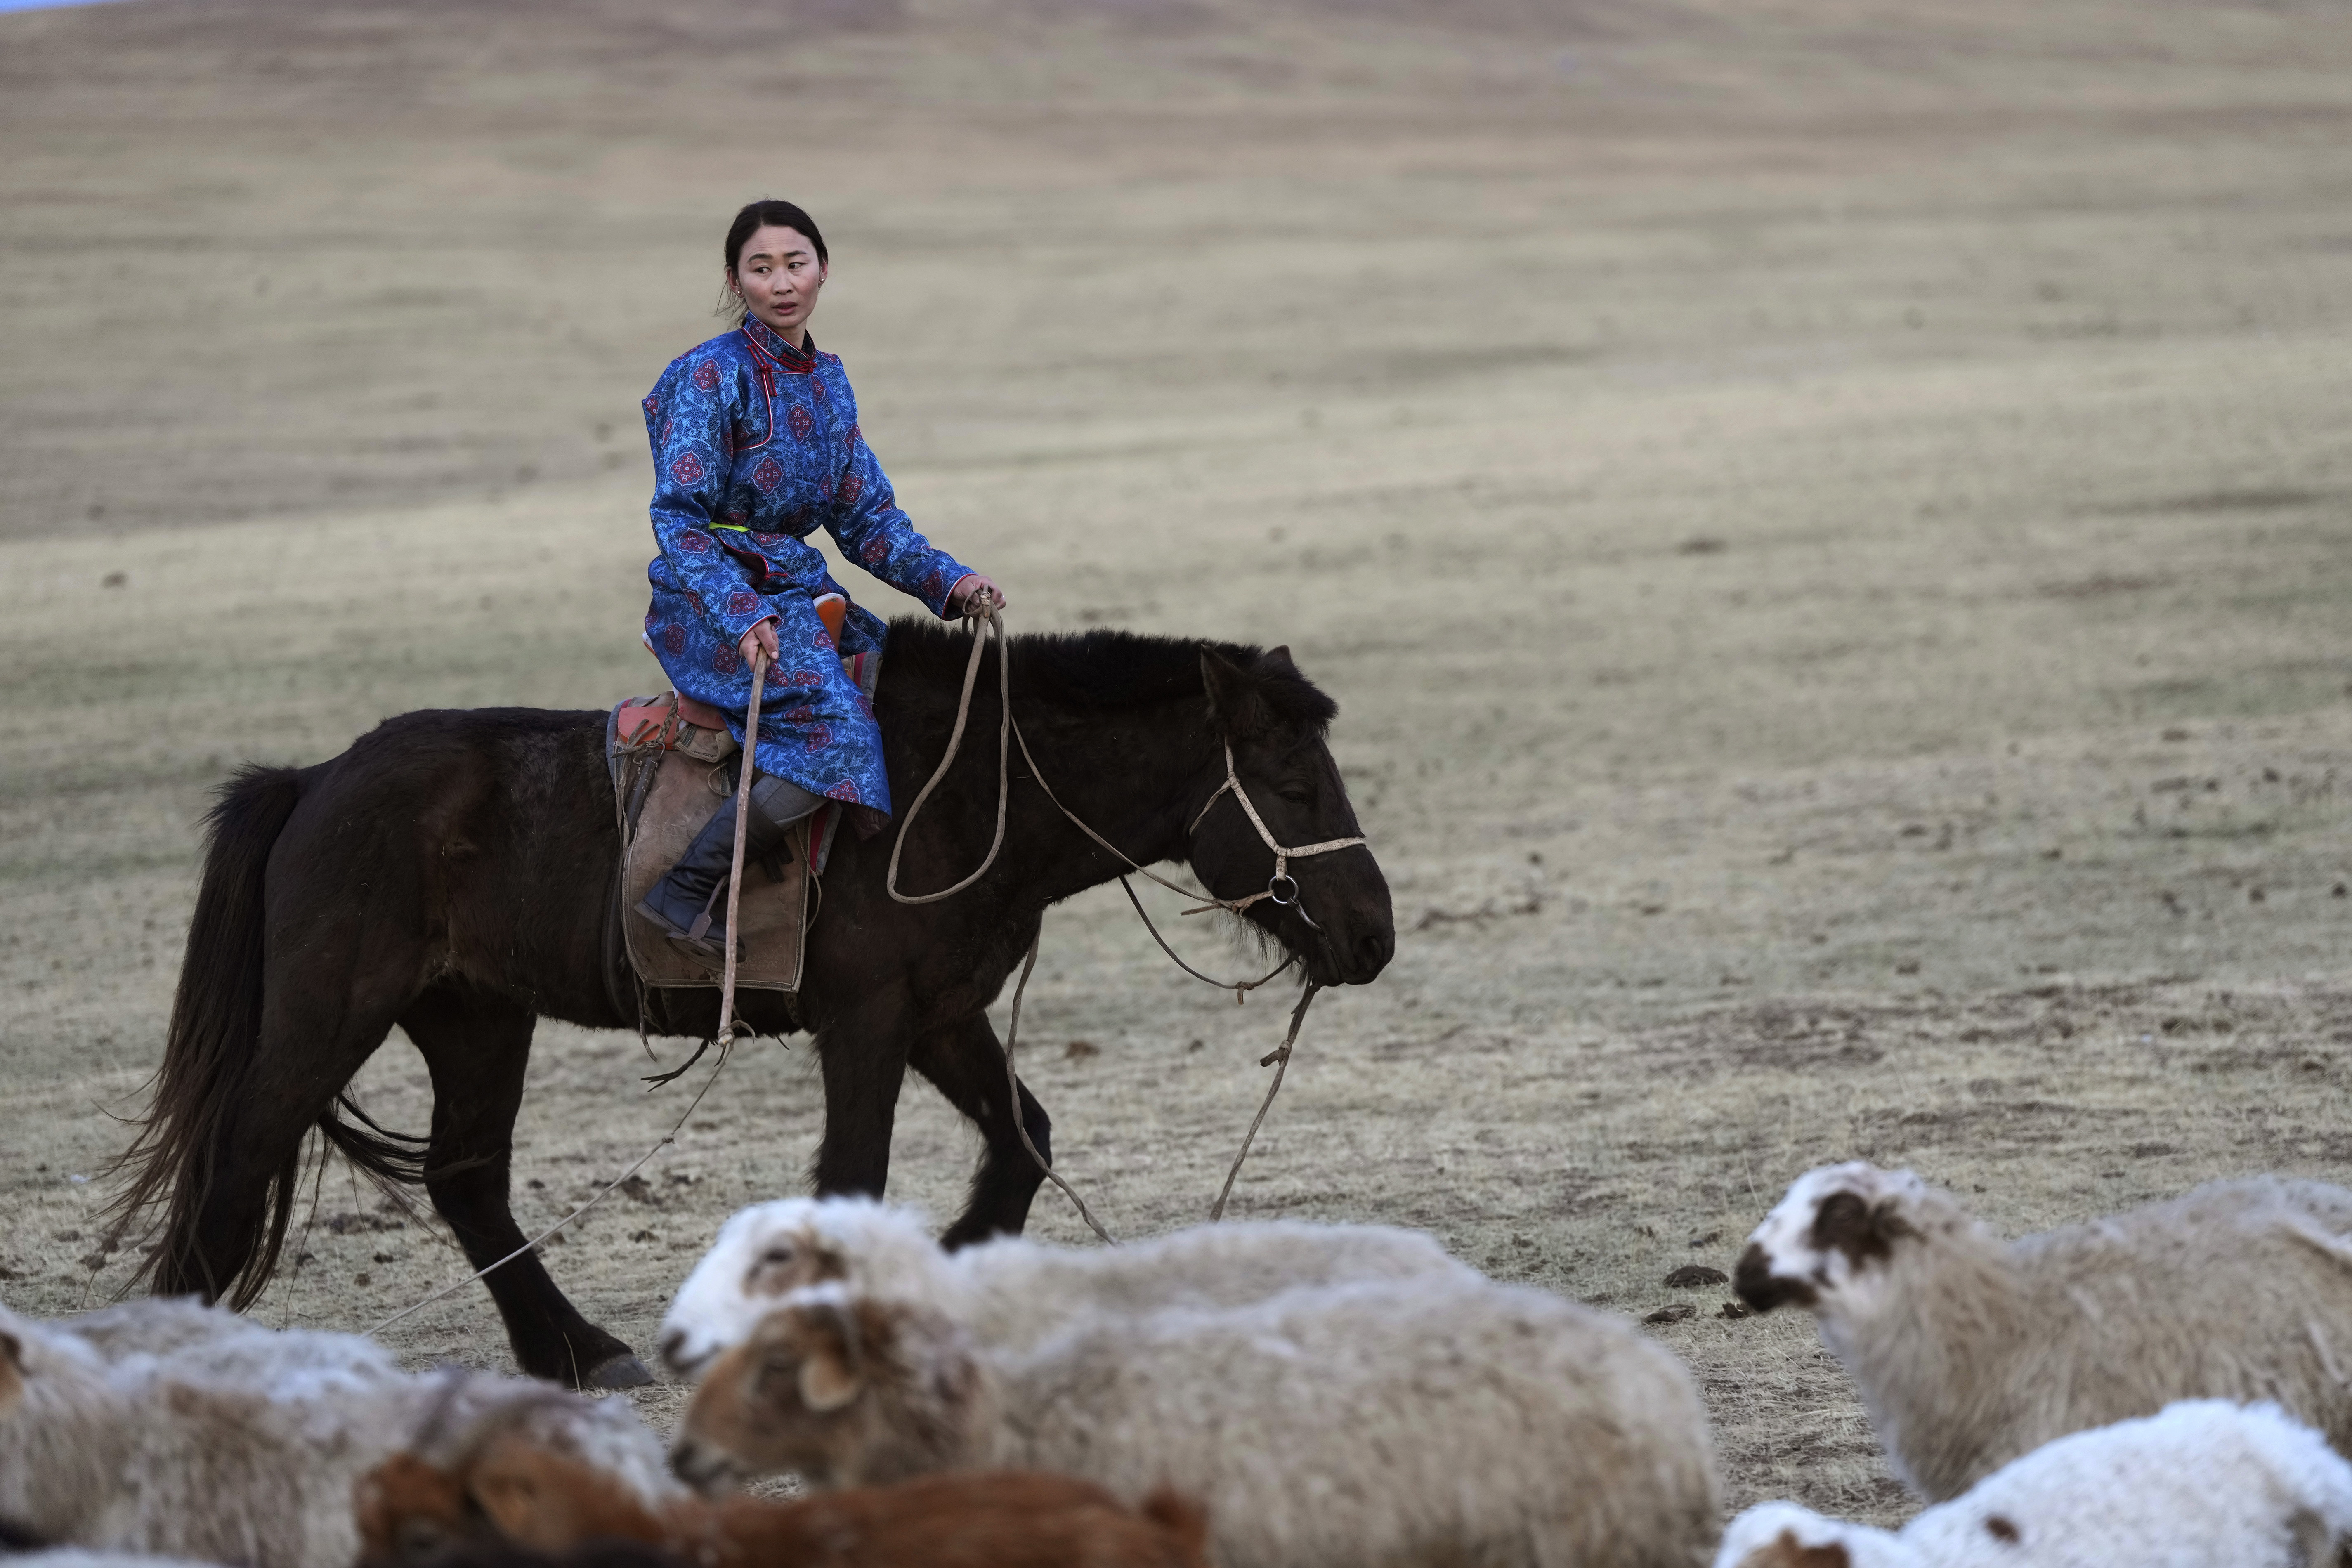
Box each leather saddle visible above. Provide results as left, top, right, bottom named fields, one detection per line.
left=605, top=642, right=880, bottom=995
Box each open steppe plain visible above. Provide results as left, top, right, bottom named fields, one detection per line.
left=4, top=0, right=2352, bottom=1528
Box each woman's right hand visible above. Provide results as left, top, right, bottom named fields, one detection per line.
left=739, top=618, right=779, bottom=668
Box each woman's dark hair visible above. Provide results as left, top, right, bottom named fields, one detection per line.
left=718, top=199, right=827, bottom=323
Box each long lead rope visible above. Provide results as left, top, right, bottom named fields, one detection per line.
left=373, top=649, right=779, bottom=1338
left=885, top=608, right=1009, bottom=904
left=715, top=650, right=769, bottom=1052
left=998, top=933, right=1118, bottom=1244
left=890, top=604, right=1313, bottom=993
left=370, top=1034, right=735, bottom=1337
left=887, top=601, right=1354, bottom=1227
left=1212, top=979, right=1322, bottom=1221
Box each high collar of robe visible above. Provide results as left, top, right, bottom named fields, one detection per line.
left=741, top=314, right=817, bottom=371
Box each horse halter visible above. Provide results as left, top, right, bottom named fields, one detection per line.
left=1185, top=741, right=1368, bottom=921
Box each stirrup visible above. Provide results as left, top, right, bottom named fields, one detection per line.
left=636, top=898, right=738, bottom=965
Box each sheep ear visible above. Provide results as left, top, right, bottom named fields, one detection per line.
left=791, top=1299, right=865, bottom=1413
left=798, top=1349, right=864, bottom=1413
left=1759, top=1528, right=1852, bottom=1568
left=1200, top=646, right=1269, bottom=739
left=470, top=1467, right=541, bottom=1543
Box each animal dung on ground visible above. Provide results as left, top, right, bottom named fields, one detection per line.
left=1064, top=1039, right=1100, bottom=1060
left=1643, top=1302, right=1698, bottom=1325
left=1664, top=1264, right=1729, bottom=1288
left=1734, top=1161, right=2352, bottom=1499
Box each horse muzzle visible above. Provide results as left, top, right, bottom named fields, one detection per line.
left=1286, top=879, right=1394, bottom=986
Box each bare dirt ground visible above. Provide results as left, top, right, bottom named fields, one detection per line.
left=5, top=0, right=2352, bottom=1532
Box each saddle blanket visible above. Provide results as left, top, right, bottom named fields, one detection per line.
left=605, top=648, right=879, bottom=994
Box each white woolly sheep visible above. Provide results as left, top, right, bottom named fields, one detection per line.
left=1733, top=1162, right=2352, bottom=1500
left=0, top=1299, right=675, bottom=1568
left=1714, top=1399, right=2352, bottom=1567
left=672, top=1275, right=1723, bottom=1568
left=656, top=1194, right=1474, bottom=1378
left=57, top=1296, right=254, bottom=1363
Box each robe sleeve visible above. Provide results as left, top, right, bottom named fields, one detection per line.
left=645, top=361, right=772, bottom=647
left=821, top=387, right=974, bottom=619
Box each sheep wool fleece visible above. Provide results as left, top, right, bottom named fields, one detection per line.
left=1714, top=1400, right=2352, bottom=1568
left=659, top=1196, right=1478, bottom=1372
left=641, top=314, right=973, bottom=814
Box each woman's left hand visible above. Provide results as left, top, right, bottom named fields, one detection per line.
left=948, top=574, right=1007, bottom=616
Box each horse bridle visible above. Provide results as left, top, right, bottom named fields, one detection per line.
left=1183, top=741, right=1367, bottom=925
left=888, top=606, right=1369, bottom=935
left=883, top=602, right=1366, bottom=1237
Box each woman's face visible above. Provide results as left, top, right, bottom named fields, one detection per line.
left=730, top=225, right=827, bottom=342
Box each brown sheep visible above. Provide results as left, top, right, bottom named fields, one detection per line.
left=356, top=1422, right=1209, bottom=1568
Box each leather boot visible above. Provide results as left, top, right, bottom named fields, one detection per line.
left=636, top=773, right=823, bottom=962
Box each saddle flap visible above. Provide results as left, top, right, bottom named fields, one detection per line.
left=614, top=694, right=738, bottom=763
left=620, top=753, right=810, bottom=994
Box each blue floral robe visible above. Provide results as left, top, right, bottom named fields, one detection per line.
left=641, top=315, right=973, bottom=821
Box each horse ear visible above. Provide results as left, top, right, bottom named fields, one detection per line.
left=1263, top=644, right=1297, bottom=672
left=0, top=1330, right=21, bottom=1415
left=1200, top=646, right=1270, bottom=738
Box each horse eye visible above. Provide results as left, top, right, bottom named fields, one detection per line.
left=761, top=1244, right=795, bottom=1266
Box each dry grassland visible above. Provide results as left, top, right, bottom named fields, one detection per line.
left=4, top=0, right=2352, bottom=1529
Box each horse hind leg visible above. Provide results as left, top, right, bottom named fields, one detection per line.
left=908, top=1011, right=1054, bottom=1249
left=398, top=983, right=651, bottom=1390
left=148, top=961, right=413, bottom=1307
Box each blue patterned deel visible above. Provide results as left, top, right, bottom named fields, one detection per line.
left=640, top=314, right=974, bottom=819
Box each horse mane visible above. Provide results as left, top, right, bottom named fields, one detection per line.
left=881, top=617, right=1338, bottom=733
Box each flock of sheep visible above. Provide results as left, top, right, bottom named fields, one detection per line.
left=7, top=1162, right=2352, bottom=1568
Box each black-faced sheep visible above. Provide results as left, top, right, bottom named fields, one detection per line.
left=672, top=1278, right=1722, bottom=1568
left=657, top=1195, right=1474, bottom=1379
left=1734, top=1161, right=2352, bottom=1499
left=1713, top=1399, right=2352, bottom=1567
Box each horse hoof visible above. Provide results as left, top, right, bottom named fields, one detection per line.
left=587, top=1352, right=655, bottom=1390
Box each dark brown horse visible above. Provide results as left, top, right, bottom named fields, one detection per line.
left=108, top=622, right=1393, bottom=1389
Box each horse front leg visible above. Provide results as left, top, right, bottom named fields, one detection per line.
left=809, top=993, right=915, bottom=1198
left=400, top=984, right=651, bottom=1390
left=908, top=1011, right=1054, bottom=1249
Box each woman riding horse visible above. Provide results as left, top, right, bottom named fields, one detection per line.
left=107, top=201, right=1393, bottom=1393
left=636, top=198, right=1006, bottom=958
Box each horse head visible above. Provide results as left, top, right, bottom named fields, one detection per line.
left=1189, top=644, right=1394, bottom=987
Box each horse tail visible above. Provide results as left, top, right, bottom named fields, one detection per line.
left=109, top=763, right=436, bottom=1308
left=106, top=764, right=311, bottom=1304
